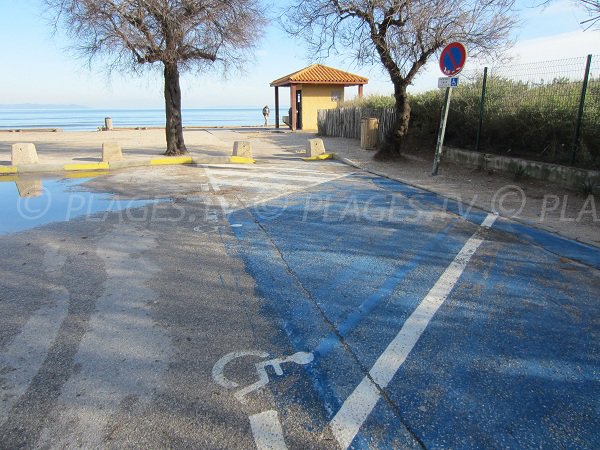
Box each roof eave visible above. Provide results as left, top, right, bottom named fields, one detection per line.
left=270, top=80, right=368, bottom=87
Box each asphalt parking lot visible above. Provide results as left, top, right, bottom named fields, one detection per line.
left=1, top=160, right=599, bottom=449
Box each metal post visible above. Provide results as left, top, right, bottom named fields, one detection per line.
left=290, top=84, right=297, bottom=132
left=475, top=67, right=488, bottom=153
left=432, top=87, right=452, bottom=176
left=571, top=54, right=592, bottom=166
left=274, top=86, right=280, bottom=129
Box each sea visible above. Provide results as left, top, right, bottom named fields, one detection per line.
left=0, top=107, right=280, bottom=131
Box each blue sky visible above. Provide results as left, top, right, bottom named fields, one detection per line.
left=0, top=0, right=598, bottom=109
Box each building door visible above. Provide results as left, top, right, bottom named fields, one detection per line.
left=296, top=90, right=302, bottom=130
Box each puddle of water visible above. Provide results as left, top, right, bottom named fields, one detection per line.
left=0, top=175, right=159, bottom=235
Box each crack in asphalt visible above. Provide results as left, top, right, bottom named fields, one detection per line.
left=233, top=192, right=428, bottom=449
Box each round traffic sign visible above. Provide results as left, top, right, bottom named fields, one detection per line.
left=439, top=42, right=467, bottom=76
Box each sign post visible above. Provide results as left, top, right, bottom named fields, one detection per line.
left=432, top=42, right=467, bottom=176
left=432, top=87, right=453, bottom=176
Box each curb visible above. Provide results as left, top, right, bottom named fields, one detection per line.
left=64, top=162, right=110, bottom=171
left=331, top=154, right=363, bottom=169
left=0, top=155, right=255, bottom=177
left=302, top=153, right=334, bottom=161
left=150, top=156, right=193, bottom=166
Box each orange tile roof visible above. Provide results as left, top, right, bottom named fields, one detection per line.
left=270, top=64, right=368, bottom=87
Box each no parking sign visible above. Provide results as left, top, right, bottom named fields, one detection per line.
left=433, top=42, right=468, bottom=176
left=439, top=42, right=467, bottom=76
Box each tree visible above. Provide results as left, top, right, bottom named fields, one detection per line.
left=284, top=0, right=517, bottom=155
left=578, top=0, right=599, bottom=28
left=46, top=0, right=266, bottom=155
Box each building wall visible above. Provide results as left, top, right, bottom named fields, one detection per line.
left=300, top=84, right=345, bottom=131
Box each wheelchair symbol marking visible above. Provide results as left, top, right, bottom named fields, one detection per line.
left=212, top=350, right=314, bottom=404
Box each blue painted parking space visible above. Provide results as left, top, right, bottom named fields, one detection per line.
left=227, top=171, right=600, bottom=448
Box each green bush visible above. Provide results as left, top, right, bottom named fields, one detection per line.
left=329, top=76, right=599, bottom=169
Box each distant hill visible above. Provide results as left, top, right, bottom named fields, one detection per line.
left=0, top=103, right=89, bottom=110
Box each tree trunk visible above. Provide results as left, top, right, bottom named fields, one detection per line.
left=163, top=61, right=188, bottom=155
left=394, top=83, right=411, bottom=141
left=379, top=82, right=411, bottom=156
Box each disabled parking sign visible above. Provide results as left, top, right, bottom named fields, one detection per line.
left=438, top=77, right=460, bottom=88
left=439, top=42, right=467, bottom=76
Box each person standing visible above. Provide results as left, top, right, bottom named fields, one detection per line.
left=262, top=105, right=270, bottom=127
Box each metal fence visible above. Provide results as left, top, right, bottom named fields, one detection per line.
left=317, top=54, right=599, bottom=169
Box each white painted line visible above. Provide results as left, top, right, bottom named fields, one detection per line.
left=266, top=170, right=341, bottom=176
left=240, top=172, right=357, bottom=210
left=271, top=167, right=347, bottom=174
left=481, top=212, right=498, bottom=228
left=201, top=164, right=325, bottom=174
left=204, top=168, right=355, bottom=214
left=0, top=244, right=68, bottom=427
left=201, top=164, right=257, bottom=171
left=205, top=167, right=221, bottom=192
left=36, top=227, right=173, bottom=448
left=235, top=352, right=314, bottom=404
left=210, top=179, right=334, bottom=190
left=208, top=166, right=344, bottom=176
left=212, top=350, right=270, bottom=389
left=205, top=167, right=338, bottom=191
left=212, top=173, right=338, bottom=183
left=330, top=213, right=495, bottom=449
left=250, top=410, right=288, bottom=450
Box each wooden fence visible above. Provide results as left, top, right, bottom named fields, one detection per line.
left=317, top=107, right=397, bottom=144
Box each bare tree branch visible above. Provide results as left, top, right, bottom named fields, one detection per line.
left=535, top=0, right=599, bottom=29
left=283, top=0, right=517, bottom=154
left=578, top=0, right=600, bottom=28
left=45, top=0, right=267, bottom=155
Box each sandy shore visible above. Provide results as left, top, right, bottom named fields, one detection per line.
left=1, top=127, right=598, bottom=247
left=0, top=128, right=233, bottom=164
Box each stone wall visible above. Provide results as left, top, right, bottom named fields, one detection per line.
left=444, top=147, right=600, bottom=192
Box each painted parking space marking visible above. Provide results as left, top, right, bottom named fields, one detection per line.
left=221, top=187, right=496, bottom=446
left=202, top=163, right=347, bottom=176
left=481, top=212, right=499, bottom=228
left=239, top=172, right=357, bottom=211
left=212, top=350, right=314, bottom=449
left=212, top=209, right=494, bottom=448
left=203, top=165, right=349, bottom=191
left=249, top=410, right=288, bottom=450
left=330, top=213, right=497, bottom=448
left=212, top=350, right=270, bottom=389
left=36, top=226, right=173, bottom=448
left=214, top=179, right=326, bottom=190
left=312, top=220, right=458, bottom=359
left=220, top=173, right=486, bottom=446
left=234, top=352, right=314, bottom=403
left=204, top=164, right=358, bottom=216
left=0, top=244, right=68, bottom=427
left=204, top=167, right=221, bottom=192
left=209, top=167, right=599, bottom=447
left=212, top=350, right=314, bottom=403
left=371, top=177, right=600, bottom=269
left=205, top=169, right=337, bottom=184
left=2, top=156, right=598, bottom=448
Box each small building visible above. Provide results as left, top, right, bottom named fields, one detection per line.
left=270, top=64, right=368, bottom=131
